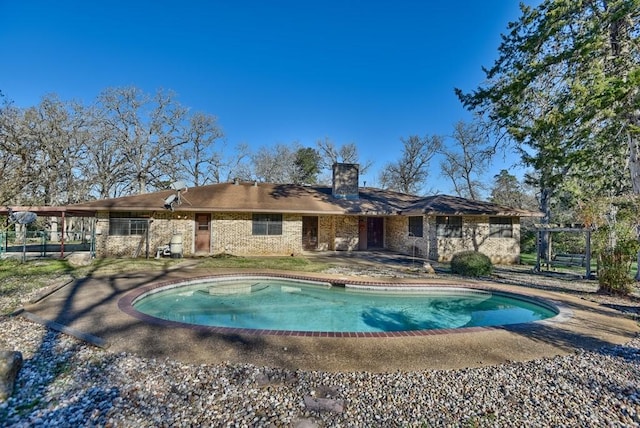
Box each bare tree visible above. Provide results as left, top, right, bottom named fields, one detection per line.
left=97, top=87, right=188, bottom=194
left=206, top=141, right=252, bottom=183
left=251, top=142, right=322, bottom=184
left=439, top=121, right=494, bottom=200
left=1, top=87, right=252, bottom=202
left=379, top=135, right=443, bottom=195
left=82, top=103, right=131, bottom=199
left=221, top=142, right=253, bottom=183
left=179, top=112, right=224, bottom=186
left=316, top=138, right=373, bottom=175
left=252, top=143, right=299, bottom=183
left=21, top=95, right=90, bottom=205
left=0, top=93, right=36, bottom=205
left=177, top=113, right=253, bottom=185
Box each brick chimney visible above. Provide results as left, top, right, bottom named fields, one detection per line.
left=332, top=163, right=359, bottom=200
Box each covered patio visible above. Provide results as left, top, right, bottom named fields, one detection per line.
left=0, top=206, right=96, bottom=259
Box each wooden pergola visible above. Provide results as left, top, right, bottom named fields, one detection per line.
left=534, top=224, right=593, bottom=279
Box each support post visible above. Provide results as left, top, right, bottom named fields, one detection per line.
left=60, top=212, right=65, bottom=258
left=585, top=229, right=592, bottom=279
left=535, top=230, right=541, bottom=272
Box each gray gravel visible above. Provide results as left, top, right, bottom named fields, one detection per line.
left=1, top=314, right=639, bottom=427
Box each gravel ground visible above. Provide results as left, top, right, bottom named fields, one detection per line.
left=1, top=264, right=639, bottom=427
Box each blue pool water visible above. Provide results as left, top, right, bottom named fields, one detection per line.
left=132, top=278, right=557, bottom=333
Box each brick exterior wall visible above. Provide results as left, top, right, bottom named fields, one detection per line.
left=427, top=215, right=520, bottom=263
left=333, top=216, right=359, bottom=250
left=211, top=212, right=303, bottom=256
left=317, top=216, right=333, bottom=251
left=209, top=213, right=360, bottom=255
left=95, top=211, right=194, bottom=258
left=385, top=216, right=429, bottom=257
left=94, top=210, right=520, bottom=263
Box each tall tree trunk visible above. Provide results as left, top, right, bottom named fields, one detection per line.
left=629, top=125, right=640, bottom=195
left=628, top=128, right=640, bottom=280
left=539, top=186, right=553, bottom=262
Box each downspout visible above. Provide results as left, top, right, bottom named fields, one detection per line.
left=91, top=217, right=96, bottom=258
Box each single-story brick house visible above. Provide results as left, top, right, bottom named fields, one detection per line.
left=58, top=163, right=540, bottom=263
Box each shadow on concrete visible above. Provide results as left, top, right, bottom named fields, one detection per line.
left=16, top=253, right=640, bottom=374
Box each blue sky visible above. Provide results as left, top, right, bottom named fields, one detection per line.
left=1, top=1, right=535, bottom=195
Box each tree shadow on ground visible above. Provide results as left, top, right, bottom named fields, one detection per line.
left=5, top=255, right=640, bottom=423
left=1, top=259, right=192, bottom=424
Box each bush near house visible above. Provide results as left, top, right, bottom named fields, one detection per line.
left=450, top=251, right=493, bottom=277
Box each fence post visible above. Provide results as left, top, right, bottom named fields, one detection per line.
left=90, top=218, right=97, bottom=259
left=21, top=228, right=26, bottom=262
left=41, top=230, right=47, bottom=257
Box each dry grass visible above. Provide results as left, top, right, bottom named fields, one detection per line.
left=0, top=259, right=74, bottom=315
left=0, top=255, right=329, bottom=315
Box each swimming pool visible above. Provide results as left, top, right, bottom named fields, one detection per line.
left=125, top=276, right=558, bottom=335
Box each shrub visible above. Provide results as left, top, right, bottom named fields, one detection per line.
left=450, top=251, right=493, bottom=277
left=598, top=247, right=636, bottom=295
left=520, top=229, right=537, bottom=254
left=578, top=196, right=640, bottom=295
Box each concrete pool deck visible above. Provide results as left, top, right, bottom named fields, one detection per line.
left=19, top=257, right=640, bottom=372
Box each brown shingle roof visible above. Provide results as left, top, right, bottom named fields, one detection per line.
left=66, top=182, right=418, bottom=215
left=60, top=182, right=541, bottom=217
left=402, top=194, right=542, bottom=217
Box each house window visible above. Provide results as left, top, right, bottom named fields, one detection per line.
left=408, top=216, right=423, bottom=237
left=252, top=213, right=283, bottom=235
left=436, top=216, right=462, bottom=238
left=109, top=212, right=148, bottom=236
left=489, top=217, right=513, bottom=238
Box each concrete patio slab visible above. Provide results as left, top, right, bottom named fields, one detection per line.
left=19, top=258, right=639, bottom=373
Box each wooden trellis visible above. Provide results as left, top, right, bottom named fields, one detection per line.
left=533, top=225, right=593, bottom=279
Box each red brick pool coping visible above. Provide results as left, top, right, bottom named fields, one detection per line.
left=118, top=272, right=565, bottom=338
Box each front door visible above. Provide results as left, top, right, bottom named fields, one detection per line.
left=194, top=213, right=211, bottom=253
left=302, top=216, right=318, bottom=250
left=367, top=217, right=384, bottom=249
